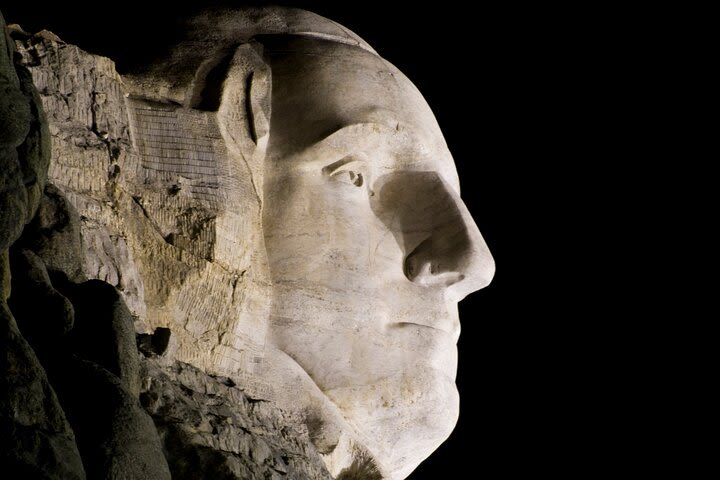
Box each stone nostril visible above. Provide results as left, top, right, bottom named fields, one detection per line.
left=404, top=251, right=419, bottom=281
left=404, top=238, right=466, bottom=287
left=403, top=238, right=428, bottom=282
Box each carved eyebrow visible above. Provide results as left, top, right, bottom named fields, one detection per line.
left=321, top=121, right=392, bottom=145
left=317, top=120, right=432, bottom=158
left=291, top=118, right=433, bottom=175
left=296, top=121, right=393, bottom=165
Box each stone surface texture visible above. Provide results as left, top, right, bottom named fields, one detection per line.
left=1, top=6, right=495, bottom=479
left=140, top=357, right=333, bottom=480
left=1, top=10, right=85, bottom=479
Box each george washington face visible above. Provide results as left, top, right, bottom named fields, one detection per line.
left=107, top=7, right=495, bottom=477
left=260, top=36, right=494, bottom=478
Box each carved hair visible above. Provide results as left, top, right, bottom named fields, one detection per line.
left=122, top=6, right=375, bottom=107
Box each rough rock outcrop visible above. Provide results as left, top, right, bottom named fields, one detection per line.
left=0, top=304, right=86, bottom=480
left=13, top=12, right=272, bottom=392
left=2, top=12, right=333, bottom=479
left=0, top=11, right=85, bottom=479
left=0, top=14, right=49, bottom=252
left=140, top=358, right=333, bottom=480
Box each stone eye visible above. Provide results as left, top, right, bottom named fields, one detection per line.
left=347, top=171, right=363, bottom=187
left=322, top=157, right=367, bottom=188
left=327, top=169, right=363, bottom=187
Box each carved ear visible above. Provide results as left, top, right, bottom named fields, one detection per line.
left=214, top=43, right=271, bottom=160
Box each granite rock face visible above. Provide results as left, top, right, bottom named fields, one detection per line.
left=2, top=11, right=334, bottom=480
left=140, top=358, right=333, bottom=480
left=0, top=11, right=85, bottom=479
left=13, top=14, right=271, bottom=389
left=2, top=6, right=496, bottom=479
left=0, top=303, right=86, bottom=480
left=0, top=12, right=49, bottom=253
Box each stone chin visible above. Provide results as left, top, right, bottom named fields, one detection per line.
left=325, top=365, right=460, bottom=479
left=326, top=315, right=461, bottom=478
left=266, top=287, right=462, bottom=477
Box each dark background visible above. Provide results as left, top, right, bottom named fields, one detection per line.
left=3, top=1, right=595, bottom=477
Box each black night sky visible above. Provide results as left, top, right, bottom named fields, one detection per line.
left=2, top=1, right=588, bottom=477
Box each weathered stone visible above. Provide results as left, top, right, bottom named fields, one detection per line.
left=3, top=6, right=497, bottom=479
left=3, top=175, right=165, bottom=480
left=1, top=11, right=84, bottom=479
left=0, top=303, right=86, bottom=480
left=8, top=247, right=75, bottom=345
left=58, top=279, right=141, bottom=397
left=51, top=357, right=170, bottom=480
left=140, top=358, right=333, bottom=480
left=14, top=52, right=50, bottom=225
left=0, top=9, right=43, bottom=252
left=18, top=183, right=86, bottom=283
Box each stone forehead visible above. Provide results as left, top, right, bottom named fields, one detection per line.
left=266, top=40, right=433, bottom=127
left=264, top=39, right=457, bottom=187
left=183, top=6, right=376, bottom=54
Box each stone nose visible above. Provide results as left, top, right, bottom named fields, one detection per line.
left=401, top=186, right=494, bottom=301
left=370, top=171, right=495, bottom=300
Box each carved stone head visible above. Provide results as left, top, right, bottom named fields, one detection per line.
left=69, top=7, right=494, bottom=478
